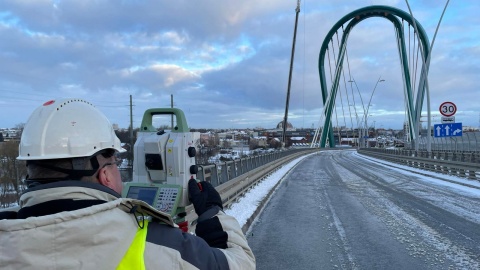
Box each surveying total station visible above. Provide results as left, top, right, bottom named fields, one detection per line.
left=122, top=108, right=200, bottom=224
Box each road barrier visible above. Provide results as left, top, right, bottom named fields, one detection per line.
left=358, top=148, right=480, bottom=182
left=408, top=131, right=480, bottom=152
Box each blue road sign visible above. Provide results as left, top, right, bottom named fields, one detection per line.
left=434, top=123, right=462, bottom=138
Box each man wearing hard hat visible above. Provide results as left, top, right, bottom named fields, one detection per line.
left=0, top=98, right=255, bottom=269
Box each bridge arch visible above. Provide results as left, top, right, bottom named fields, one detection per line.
left=317, top=5, right=430, bottom=147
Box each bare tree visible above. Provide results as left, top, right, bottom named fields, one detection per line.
left=208, top=134, right=219, bottom=148
left=249, top=139, right=259, bottom=150
left=158, top=124, right=171, bottom=131
left=221, top=140, right=231, bottom=149
left=14, top=123, right=26, bottom=139
left=0, top=141, right=27, bottom=208
left=269, top=138, right=282, bottom=149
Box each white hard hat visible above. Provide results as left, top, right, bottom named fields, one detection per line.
left=18, top=98, right=125, bottom=160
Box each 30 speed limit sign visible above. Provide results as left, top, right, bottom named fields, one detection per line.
left=439, top=101, right=457, bottom=117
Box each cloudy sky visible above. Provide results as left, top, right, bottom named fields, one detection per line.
left=0, top=0, right=478, bottom=130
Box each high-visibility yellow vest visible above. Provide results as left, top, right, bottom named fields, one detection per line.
left=117, top=221, right=149, bottom=270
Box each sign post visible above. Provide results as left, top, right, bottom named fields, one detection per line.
left=435, top=102, right=461, bottom=138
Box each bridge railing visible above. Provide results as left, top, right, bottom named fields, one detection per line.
left=196, top=148, right=317, bottom=189
left=358, top=148, right=480, bottom=182
left=405, top=131, right=480, bottom=152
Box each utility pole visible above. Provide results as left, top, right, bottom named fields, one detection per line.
left=282, top=0, right=301, bottom=147
left=171, top=94, right=174, bottom=129
left=129, top=95, right=134, bottom=167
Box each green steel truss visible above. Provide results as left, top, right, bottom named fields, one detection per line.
left=318, top=5, right=430, bottom=147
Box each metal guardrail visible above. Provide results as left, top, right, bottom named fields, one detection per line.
left=203, top=149, right=318, bottom=206
left=358, top=148, right=480, bottom=181
left=196, top=148, right=313, bottom=187
left=407, top=131, right=480, bottom=152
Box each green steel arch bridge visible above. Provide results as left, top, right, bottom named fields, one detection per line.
left=311, top=5, right=432, bottom=149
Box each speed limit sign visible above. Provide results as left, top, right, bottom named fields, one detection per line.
left=439, top=101, right=457, bottom=117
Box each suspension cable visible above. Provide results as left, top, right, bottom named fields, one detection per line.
left=413, top=30, right=420, bottom=97
left=344, top=45, right=355, bottom=133
left=345, top=48, right=361, bottom=144
left=335, top=30, right=348, bottom=129
left=302, top=0, right=306, bottom=129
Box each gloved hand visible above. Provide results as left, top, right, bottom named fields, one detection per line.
left=188, top=179, right=223, bottom=216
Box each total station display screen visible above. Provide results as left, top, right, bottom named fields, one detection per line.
left=126, top=186, right=158, bottom=206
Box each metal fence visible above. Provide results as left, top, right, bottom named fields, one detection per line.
left=359, top=148, right=480, bottom=181
left=118, top=148, right=316, bottom=186
left=407, top=131, right=480, bottom=152
left=196, top=148, right=317, bottom=187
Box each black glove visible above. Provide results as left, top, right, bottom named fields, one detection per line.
left=188, top=179, right=223, bottom=216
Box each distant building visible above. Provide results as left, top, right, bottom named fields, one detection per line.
left=463, top=125, right=479, bottom=132
left=0, top=128, right=20, bottom=142
left=276, top=121, right=294, bottom=131
left=251, top=136, right=267, bottom=147
left=290, top=137, right=307, bottom=143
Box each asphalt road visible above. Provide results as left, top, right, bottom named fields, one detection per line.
left=247, top=150, right=480, bottom=270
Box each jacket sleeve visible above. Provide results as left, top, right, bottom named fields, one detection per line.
left=195, top=206, right=256, bottom=270
left=143, top=207, right=255, bottom=270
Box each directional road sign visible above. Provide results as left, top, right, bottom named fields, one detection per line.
left=434, top=123, right=462, bottom=138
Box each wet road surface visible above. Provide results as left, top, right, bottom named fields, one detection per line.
left=247, top=150, right=480, bottom=269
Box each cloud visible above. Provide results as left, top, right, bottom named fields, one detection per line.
left=0, top=0, right=478, bottom=130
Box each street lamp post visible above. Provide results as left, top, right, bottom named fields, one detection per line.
left=348, top=79, right=367, bottom=149
left=364, top=76, right=385, bottom=147
left=348, top=104, right=360, bottom=148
